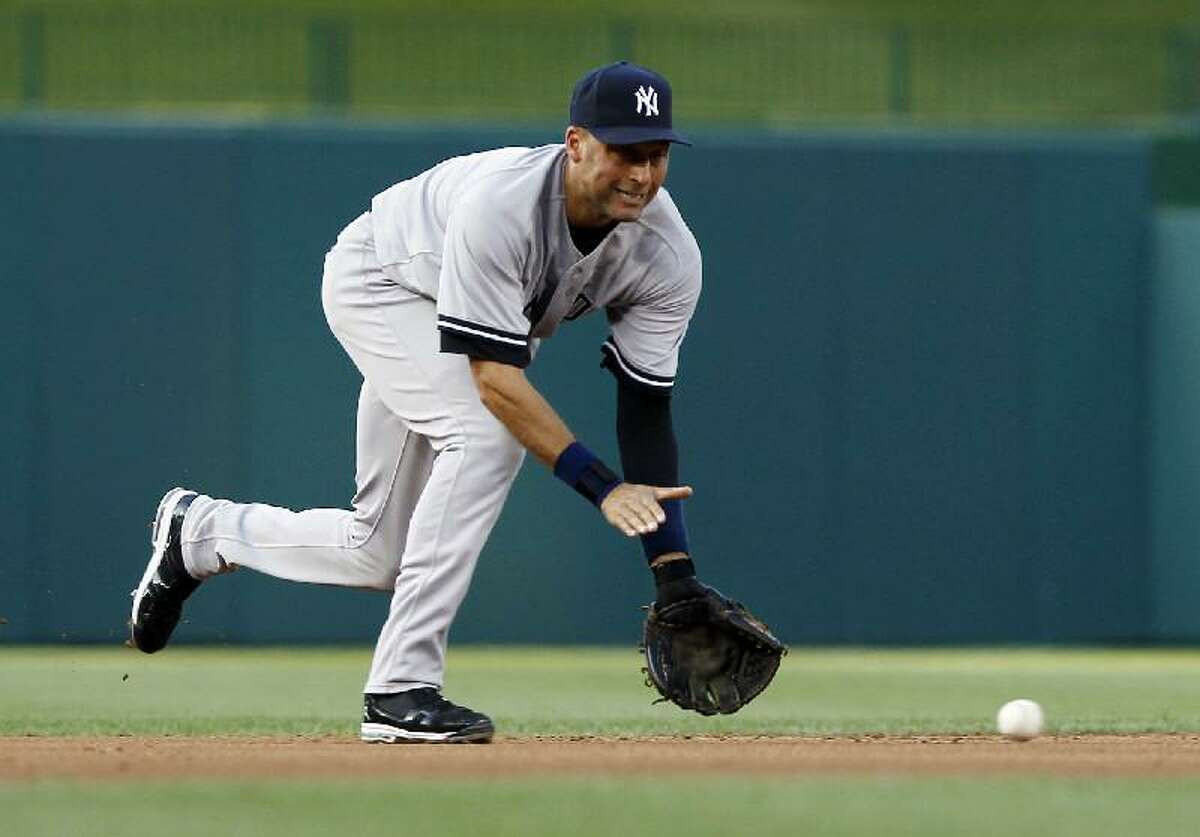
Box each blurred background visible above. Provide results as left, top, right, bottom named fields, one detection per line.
left=2, top=0, right=1199, bottom=648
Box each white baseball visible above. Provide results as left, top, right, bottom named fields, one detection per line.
left=996, top=699, right=1044, bottom=740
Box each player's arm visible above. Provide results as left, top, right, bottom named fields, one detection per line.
left=468, top=359, right=573, bottom=467
left=598, top=253, right=704, bottom=599
left=612, top=374, right=704, bottom=601
left=469, top=359, right=691, bottom=537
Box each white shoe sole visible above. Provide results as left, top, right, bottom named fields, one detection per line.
left=360, top=722, right=494, bottom=744
left=129, top=487, right=196, bottom=629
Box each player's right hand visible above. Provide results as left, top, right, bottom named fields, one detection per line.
left=600, top=483, right=693, bottom=537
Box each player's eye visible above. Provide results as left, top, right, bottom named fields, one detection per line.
left=612, top=145, right=667, bottom=167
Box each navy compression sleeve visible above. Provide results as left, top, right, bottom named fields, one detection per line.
left=614, top=379, right=691, bottom=564
left=615, top=379, right=678, bottom=485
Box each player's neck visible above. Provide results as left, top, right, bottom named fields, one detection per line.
left=564, top=161, right=609, bottom=229
left=564, top=184, right=600, bottom=228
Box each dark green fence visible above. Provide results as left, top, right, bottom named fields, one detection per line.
left=1, top=5, right=1198, bottom=124
left=2, top=115, right=1179, bottom=646
left=1150, top=136, right=1200, bottom=640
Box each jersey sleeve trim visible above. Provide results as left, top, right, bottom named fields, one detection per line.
left=438, top=314, right=529, bottom=346
left=440, top=329, right=531, bottom=367
left=438, top=315, right=531, bottom=367
left=601, top=338, right=675, bottom=393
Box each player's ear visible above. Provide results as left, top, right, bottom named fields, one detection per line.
left=565, top=126, right=588, bottom=163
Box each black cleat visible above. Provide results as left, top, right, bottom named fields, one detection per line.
left=130, top=488, right=200, bottom=653
left=361, top=688, right=495, bottom=744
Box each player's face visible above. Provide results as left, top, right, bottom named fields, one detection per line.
left=566, top=129, right=670, bottom=226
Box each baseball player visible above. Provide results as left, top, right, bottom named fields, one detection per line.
left=130, top=61, right=708, bottom=743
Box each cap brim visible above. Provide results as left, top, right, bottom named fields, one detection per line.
left=588, top=125, right=692, bottom=147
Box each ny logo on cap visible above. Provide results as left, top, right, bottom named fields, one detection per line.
left=635, top=85, right=659, bottom=117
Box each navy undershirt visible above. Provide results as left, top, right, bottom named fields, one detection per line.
left=569, top=222, right=617, bottom=256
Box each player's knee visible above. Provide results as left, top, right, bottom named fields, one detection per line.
left=344, top=527, right=401, bottom=590
left=360, top=561, right=400, bottom=592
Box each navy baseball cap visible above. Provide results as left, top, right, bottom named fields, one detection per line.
left=569, top=61, right=691, bottom=147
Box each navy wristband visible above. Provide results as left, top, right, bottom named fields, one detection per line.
left=640, top=499, right=689, bottom=560
left=554, top=441, right=622, bottom=507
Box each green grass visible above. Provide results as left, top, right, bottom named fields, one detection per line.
left=2, top=645, right=1200, bottom=736
left=5, top=646, right=1200, bottom=837
left=2, top=0, right=1196, bottom=124
left=5, top=776, right=1200, bottom=837
left=10, top=0, right=1199, bottom=26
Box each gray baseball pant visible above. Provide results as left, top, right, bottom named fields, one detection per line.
left=180, top=212, right=526, bottom=693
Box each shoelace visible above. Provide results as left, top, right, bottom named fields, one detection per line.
left=411, top=688, right=456, bottom=711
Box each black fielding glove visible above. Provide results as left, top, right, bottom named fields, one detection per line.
left=641, top=578, right=787, bottom=716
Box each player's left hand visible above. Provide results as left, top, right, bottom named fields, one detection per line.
left=600, top=483, right=692, bottom=537
left=642, top=583, right=787, bottom=715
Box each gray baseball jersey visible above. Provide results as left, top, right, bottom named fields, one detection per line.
left=370, top=144, right=702, bottom=391
left=171, top=142, right=702, bottom=706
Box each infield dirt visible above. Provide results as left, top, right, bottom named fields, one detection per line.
left=4, top=735, right=1200, bottom=782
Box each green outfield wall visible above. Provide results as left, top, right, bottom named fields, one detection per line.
left=1150, top=136, right=1200, bottom=641
left=0, top=117, right=1187, bottom=646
